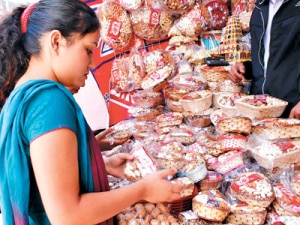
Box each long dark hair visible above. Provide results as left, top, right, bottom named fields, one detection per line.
left=0, top=0, right=100, bottom=111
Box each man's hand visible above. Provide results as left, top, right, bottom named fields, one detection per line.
left=228, top=62, right=246, bottom=83
left=289, top=102, right=300, bottom=119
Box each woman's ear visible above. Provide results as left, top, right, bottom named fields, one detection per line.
left=49, top=30, right=62, bottom=51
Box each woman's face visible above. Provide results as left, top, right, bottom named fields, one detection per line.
left=53, top=29, right=100, bottom=92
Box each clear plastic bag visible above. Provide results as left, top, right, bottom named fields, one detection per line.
left=97, top=0, right=133, bottom=50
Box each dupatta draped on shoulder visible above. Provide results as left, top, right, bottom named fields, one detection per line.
left=0, top=80, right=111, bottom=225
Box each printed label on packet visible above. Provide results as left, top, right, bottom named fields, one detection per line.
left=131, top=145, right=158, bottom=177
left=207, top=172, right=222, bottom=181
left=206, top=191, right=219, bottom=207
left=149, top=8, right=160, bottom=27
left=274, top=140, right=295, bottom=152
left=254, top=94, right=268, bottom=104
left=275, top=183, right=300, bottom=213
left=108, top=19, right=123, bottom=40
left=111, top=69, right=121, bottom=82
left=231, top=173, right=263, bottom=193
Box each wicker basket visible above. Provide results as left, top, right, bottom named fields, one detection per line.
left=250, top=148, right=300, bottom=170
left=201, top=66, right=228, bottom=82
left=216, top=116, right=252, bottom=135
left=219, top=134, right=248, bottom=151
left=192, top=190, right=231, bottom=222
left=272, top=200, right=298, bottom=217
left=291, top=173, right=300, bottom=197
left=211, top=151, right=245, bottom=174
left=235, top=95, right=288, bottom=121
left=225, top=208, right=267, bottom=225
left=252, top=118, right=300, bottom=140
left=177, top=159, right=208, bottom=183
left=215, top=92, right=246, bottom=116
left=230, top=172, right=275, bottom=208
left=166, top=98, right=184, bottom=112
left=179, top=90, right=213, bottom=113
left=169, top=185, right=198, bottom=215
left=219, top=105, right=238, bottom=117
left=198, top=171, right=223, bottom=191
left=219, top=80, right=243, bottom=93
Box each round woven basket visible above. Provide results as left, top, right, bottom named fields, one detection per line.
left=192, top=190, right=231, bottom=222
left=235, top=95, right=288, bottom=121
left=169, top=185, right=198, bottom=215
left=177, top=159, right=208, bottom=183
left=225, top=210, right=267, bottom=225
left=180, top=91, right=213, bottom=113
left=211, top=151, right=245, bottom=175
left=273, top=200, right=297, bottom=217
left=216, top=116, right=252, bottom=135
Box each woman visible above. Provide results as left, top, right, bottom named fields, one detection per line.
left=0, top=1, right=183, bottom=224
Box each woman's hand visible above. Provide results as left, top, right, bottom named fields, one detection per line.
left=138, top=169, right=184, bottom=203
left=228, top=62, right=246, bottom=83
left=95, top=127, right=129, bottom=151
left=103, top=153, right=133, bottom=178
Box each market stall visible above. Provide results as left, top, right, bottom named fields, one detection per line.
left=81, top=0, right=300, bottom=224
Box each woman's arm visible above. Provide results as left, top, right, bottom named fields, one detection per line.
left=30, top=128, right=183, bottom=225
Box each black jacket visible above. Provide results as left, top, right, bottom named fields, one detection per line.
left=244, top=0, right=300, bottom=117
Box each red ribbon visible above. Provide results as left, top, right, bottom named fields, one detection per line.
left=20, top=3, right=36, bottom=34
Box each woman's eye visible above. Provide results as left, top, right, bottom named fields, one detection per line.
left=87, top=49, right=93, bottom=55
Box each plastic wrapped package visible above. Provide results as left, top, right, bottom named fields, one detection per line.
left=228, top=171, right=275, bottom=208
left=183, top=44, right=211, bottom=65
left=234, top=95, right=288, bottom=122
left=123, top=143, right=160, bottom=181
left=128, top=48, right=146, bottom=90
left=130, top=5, right=174, bottom=41
left=132, top=89, right=164, bottom=108
left=141, top=50, right=176, bottom=91
left=272, top=172, right=300, bottom=217
left=117, top=0, right=143, bottom=11
left=210, top=150, right=245, bottom=175
left=97, top=0, right=132, bottom=50
left=225, top=203, right=267, bottom=225
left=167, top=125, right=197, bottom=145
left=231, top=0, right=255, bottom=32
left=176, top=158, right=208, bottom=183
left=163, top=85, right=192, bottom=112
left=105, top=119, right=135, bottom=144
left=179, top=90, right=213, bottom=113
left=205, top=0, right=229, bottom=30
left=183, top=108, right=214, bottom=128
left=174, top=2, right=211, bottom=37
left=147, top=0, right=196, bottom=14
left=128, top=105, right=164, bottom=121
left=147, top=140, right=187, bottom=171
left=192, top=189, right=231, bottom=222
left=171, top=73, right=208, bottom=91
left=247, top=134, right=300, bottom=170
left=110, top=57, right=131, bottom=92
left=251, top=118, right=300, bottom=140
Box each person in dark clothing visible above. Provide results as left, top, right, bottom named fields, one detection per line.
left=229, top=0, right=300, bottom=118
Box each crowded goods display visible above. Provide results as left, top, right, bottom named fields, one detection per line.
left=88, top=0, right=299, bottom=224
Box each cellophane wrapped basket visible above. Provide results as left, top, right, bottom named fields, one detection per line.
left=235, top=95, right=288, bottom=121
